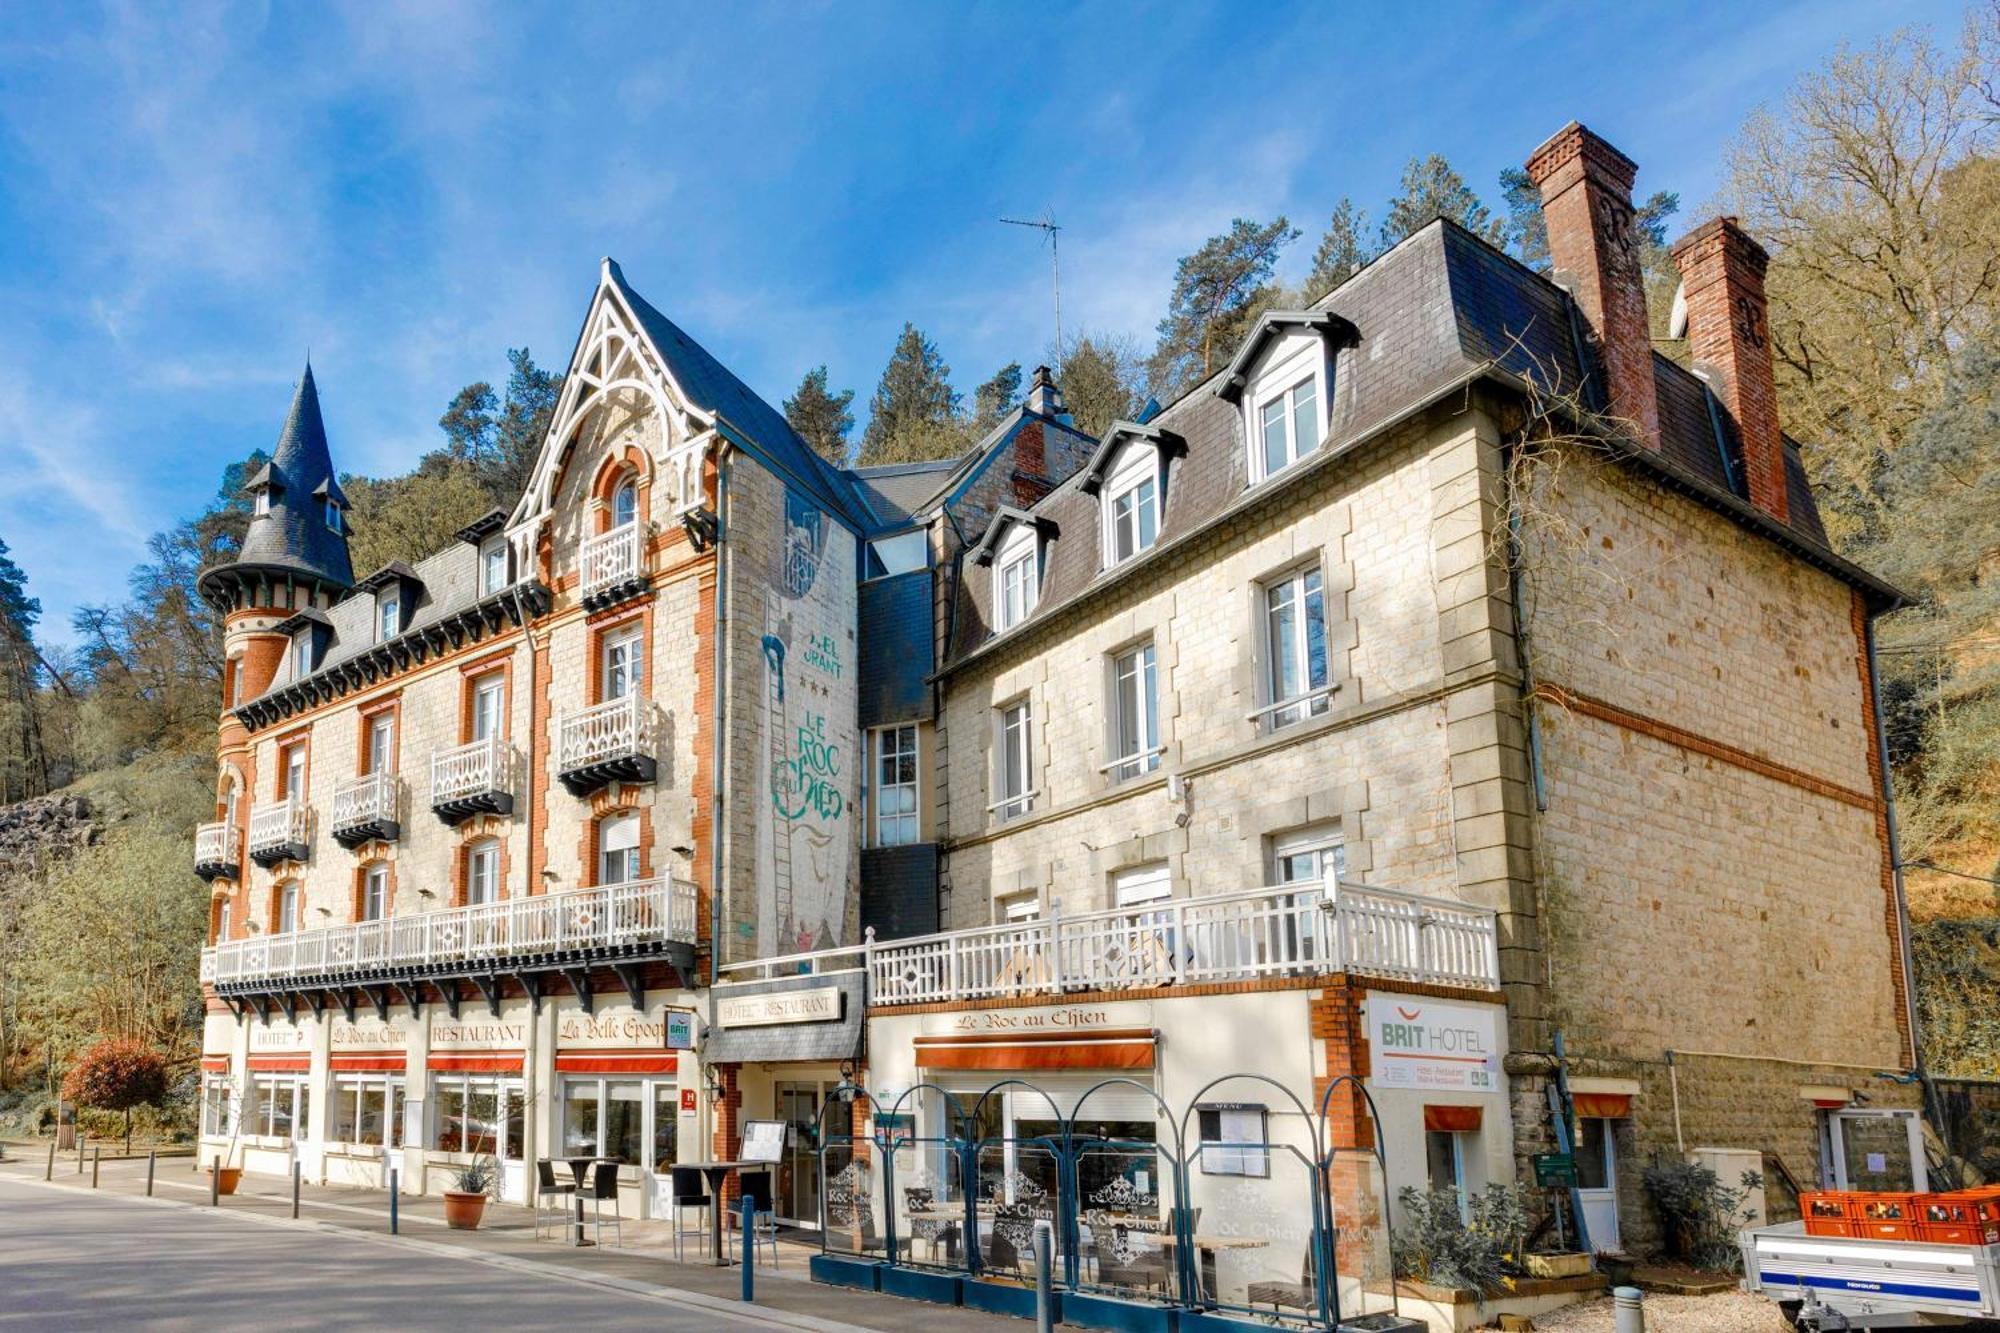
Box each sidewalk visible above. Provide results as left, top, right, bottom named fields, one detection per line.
left=0, top=1153, right=1023, bottom=1333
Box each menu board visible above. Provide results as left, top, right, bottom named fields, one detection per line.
left=740, top=1118, right=787, bottom=1163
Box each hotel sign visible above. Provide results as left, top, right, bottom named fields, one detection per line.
left=1366, top=994, right=1500, bottom=1092
left=248, top=1020, right=313, bottom=1053
left=717, top=986, right=843, bottom=1028
left=556, top=1004, right=697, bottom=1051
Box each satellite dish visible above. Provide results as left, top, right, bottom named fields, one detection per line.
left=1667, top=281, right=1689, bottom=339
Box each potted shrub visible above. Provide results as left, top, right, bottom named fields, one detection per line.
left=62, top=1038, right=168, bottom=1155
left=443, top=1154, right=498, bottom=1230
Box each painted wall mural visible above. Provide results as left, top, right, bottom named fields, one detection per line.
left=754, top=487, right=858, bottom=956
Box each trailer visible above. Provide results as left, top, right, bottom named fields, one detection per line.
left=1742, top=1220, right=2000, bottom=1328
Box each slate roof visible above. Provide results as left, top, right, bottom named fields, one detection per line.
left=603, top=261, right=876, bottom=532
left=847, top=458, right=962, bottom=527
left=208, top=365, right=355, bottom=598
left=943, top=218, right=1897, bottom=669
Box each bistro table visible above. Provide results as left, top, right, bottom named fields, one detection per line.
left=678, top=1160, right=754, bottom=1265
left=563, top=1156, right=616, bottom=1247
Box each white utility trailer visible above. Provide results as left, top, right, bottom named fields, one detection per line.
left=1743, top=1221, right=2000, bottom=1328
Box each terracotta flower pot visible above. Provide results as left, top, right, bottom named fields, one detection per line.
left=443, top=1190, right=489, bottom=1230
left=210, top=1166, right=242, bottom=1196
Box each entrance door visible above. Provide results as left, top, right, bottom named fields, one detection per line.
left=1829, top=1109, right=1928, bottom=1192
left=777, top=1082, right=823, bottom=1227
left=1575, top=1117, right=1621, bottom=1254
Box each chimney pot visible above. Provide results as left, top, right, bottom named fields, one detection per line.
left=1670, top=216, right=1788, bottom=524
left=1524, top=121, right=1660, bottom=448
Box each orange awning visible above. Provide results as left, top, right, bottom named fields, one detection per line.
left=200, top=1056, right=230, bottom=1074
left=913, top=1028, right=1156, bottom=1071
left=1424, top=1104, right=1483, bottom=1133
left=331, top=1054, right=407, bottom=1073
left=428, top=1052, right=524, bottom=1072
left=246, top=1055, right=310, bottom=1072
left=1573, top=1092, right=1632, bottom=1119
left=555, top=1053, right=680, bottom=1074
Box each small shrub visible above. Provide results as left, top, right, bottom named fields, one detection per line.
left=1641, top=1158, right=1762, bottom=1270
left=1391, top=1183, right=1534, bottom=1293
left=451, top=1154, right=500, bottom=1196
left=62, top=1038, right=169, bottom=1150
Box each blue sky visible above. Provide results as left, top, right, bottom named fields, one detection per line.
left=0, top=0, right=1963, bottom=640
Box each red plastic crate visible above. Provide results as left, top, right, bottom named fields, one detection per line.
left=1853, top=1217, right=1921, bottom=1240
left=1852, top=1193, right=1921, bottom=1223
left=1919, top=1221, right=2000, bottom=1245
left=1804, top=1214, right=1858, bottom=1238
left=1802, top=1192, right=1850, bottom=1223
left=1923, top=1198, right=1973, bottom=1225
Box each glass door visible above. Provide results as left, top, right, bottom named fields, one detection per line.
left=1830, top=1109, right=1927, bottom=1192
left=1575, top=1117, right=1621, bottom=1254
left=777, top=1081, right=823, bottom=1227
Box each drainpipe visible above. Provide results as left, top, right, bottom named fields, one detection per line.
left=1864, top=616, right=1923, bottom=1072
left=706, top=448, right=733, bottom=1135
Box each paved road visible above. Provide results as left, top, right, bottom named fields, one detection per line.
left=0, top=1177, right=786, bottom=1330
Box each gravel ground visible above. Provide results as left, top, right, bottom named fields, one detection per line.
left=1526, top=1288, right=1791, bottom=1331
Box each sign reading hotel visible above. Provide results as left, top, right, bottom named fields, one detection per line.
left=718, top=986, right=843, bottom=1028
left=430, top=1013, right=529, bottom=1052
left=1366, top=995, right=1500, bottom=1092
left=331, top=1014, right=412, bottom=1051
left=248, top=1020, right=313, bottom=1053
left=556, top=1005, right=696, bottom=1051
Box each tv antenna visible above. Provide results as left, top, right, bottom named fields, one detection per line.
left=1000, top=211, right=1062, bottom=355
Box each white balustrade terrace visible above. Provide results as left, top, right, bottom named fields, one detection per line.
left=858, top=878, right=1499, bottom=1006
left=581, top=521, right=644, bottom=598
left=202, top=876, right=701, bottom=988
left=247, top=799, right=310, bottom=858
left=557, top=694, right=649, bottom=771
left=330, top=771, right=397, bottom=831
left=432, top=736, right=508, bottom=804
left=193, top=821, right=239, bottom=868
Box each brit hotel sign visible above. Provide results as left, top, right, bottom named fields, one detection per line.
left=1365, top=994, right=1501, bottom=1092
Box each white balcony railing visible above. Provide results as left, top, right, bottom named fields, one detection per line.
left=852, top=878, right=1499, bottom=1006
left=247, top=799, right=310, bottom=859
left=580, top=521, right=644, bottom=599
left=431, top=736, right=509, bottom=805
left=330, top=771, right=397, bottom=832
left=193, top=821, right=239, bottom=869
left=201, top=876, right=701, bottom=987
left=557, top=694, right=649, bottom=772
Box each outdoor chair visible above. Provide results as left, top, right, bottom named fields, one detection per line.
left=669, top=1165, right=712, bottom=1261
left=1093, top=1226, right=1170, bottom=1294
left=587, top=1160, right=623, bottom=1247
left=735, top=1170, right=781, bottom=1268
left=533, top=1158, right=576, bottom=1239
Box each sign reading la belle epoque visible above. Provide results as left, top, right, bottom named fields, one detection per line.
left=556, top=1004, right=696, bottom=1051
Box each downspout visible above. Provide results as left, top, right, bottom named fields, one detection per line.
left=708, top=449, right=733, bottom=1004
left=1865, top=615, right=1924, bottom=1073
left=1499, top=434, right=1549, bottom=812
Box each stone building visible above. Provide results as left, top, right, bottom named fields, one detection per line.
left=192, top=120, right=1915, bottom=1294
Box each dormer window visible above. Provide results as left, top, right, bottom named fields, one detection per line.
left=325, top=499, right=344, bottom=533
left=995, top=526, right=1041, bottom=631
left=479, top=536, right=509, bottom=596
left=376, top=590, right=400, bottom=644
left=1256, top=375, right=1320, bottom=481
left=1215, top=310, right=1354, bottom=488
left=291, top=630, right=313, bottom=680
left=1102, top=449, right=1160, bottom=566
left=254, top=488, right=271, bottom=516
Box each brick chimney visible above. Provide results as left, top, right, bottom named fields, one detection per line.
left=1669, top=217, right=1788, bottom=525
left=1524, top=122, right=1660, bottom=447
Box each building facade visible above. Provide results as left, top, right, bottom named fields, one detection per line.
left=194, top=121, right=1917, bottom=1287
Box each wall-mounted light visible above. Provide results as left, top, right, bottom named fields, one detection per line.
left=681, top=506, right=720, bottom=552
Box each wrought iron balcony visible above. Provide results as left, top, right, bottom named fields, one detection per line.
left=430, top=736, right=513, bottom=824
left=193, top=821, right=240, bottom=881
left=246, top=799, right=311, bottom=867
left=199, top=876, right=701, bottom=1002
left=579, top=521, right=646, bottom=610
left=330, top=772, right=400, bottom=847
left=556, top=694, right=654, bottom=795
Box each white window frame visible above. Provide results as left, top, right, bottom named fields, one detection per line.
left=867, top=531, right=928, bottom=579
left=283, top=744, right=307, bottom=801
left=329, top=1074, right=404, bottom=1149
left=465, top=838, right=500, bottom=905
left=247, top=1071, right=309, bottom=1141
left=201, top=1078, right=234, bottom=1137
left=1258, top=564, right=1332, bottom=729
left=1112, top=862, right=1171, bottom=908
left=1246, top=336, right=1327, bottom=484
left=470, top=673, right=506, bottom=743
left=1100, top=445, right=1162, bottom=567
left=366, top=714, right=394, bottom=775
left=1106, top=640, right=1162, bottom=781
left=992, top=698, right=1035, bottom=821
left=291, top=630, right=312, bottom=680
left=360, top=864, right=388, bottom=922
left=276, top=881, right=302, bottom=934
left=558, top=1074, right=666, bottom=1171
left=376, top=591, right=400, bottom=644
left=993, top=525, right=1041, bottom=631
left=612, top=479, right=639, bottom=530
left=430, top=1073, right=524, bottom=1160
left=871, top=724, right=920, bottom=848
left=1273, top=823, right=1347, bottom=886
left=479, top=536, right=509, bottom=596
left=999, top=892, right=1041, bottom=923
left=597, top=814, right=639, bottom=886
left=602, top=624, right=644, bottom=701
left=1426, top=1127, right=1472, bottom=1222
left=254, top=488, right=271, bottom=516
left=216, top=900, right=232, bottom=943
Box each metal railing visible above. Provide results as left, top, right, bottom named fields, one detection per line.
left=861, top=877, right=1498, bottom=1006
left=247, top=799, right=310, bottom=859
left=193, top=821, right=239, bottom=868
left=200, top=876, right=700, bottom=986
left=330, top=771, right=397, bottom=831
left=580, top=521, right=644, bottom=598
left=557, top=694, right=649, bottom=771
left=431, top=736, right=508, bottom=805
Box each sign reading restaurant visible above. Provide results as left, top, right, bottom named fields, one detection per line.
left=717, top=986, right=843, bottom=1028
left=1365, top=994, right=1502, bottom=1092
left=430, top=1012, right=529, bottom=1051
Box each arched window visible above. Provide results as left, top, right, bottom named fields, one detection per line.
left=275, top=881, right=302, bottom=934
left=612, top=477, right=638, bottom=529
left=360, top=863, right=389, bottom=922
left=598, top=813, right=640, bottom=885
left=465, top=838, right=499, bottom=906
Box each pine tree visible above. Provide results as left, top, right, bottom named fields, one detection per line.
left=490, top=348, right=561, bottom=504
left=1306, top=198, right=1375, bottom=297
left=783, top=365, right=857, bottom=465
left=1378, top=155, right=1505, bottom=250
left=859, top=324, right=967, bottom=466
left=972, top=363, right=1023, bottom=432
left=1148, top=216, right=1299, bottom=401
